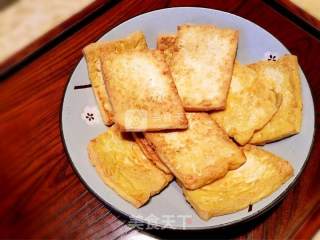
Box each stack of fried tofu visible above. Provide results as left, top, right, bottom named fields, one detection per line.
left=83, top=24, right=302, bottom=220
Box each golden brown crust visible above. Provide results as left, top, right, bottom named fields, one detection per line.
left=87, top=126, right=172, bottom=208
left=132, top=132, right=172, bottom=174
left=210, top=62, right=280, bottom=145
left=83, top=44, right=114, bottom=125
left=144, top=113, right=246, bottom=190
left=183, top=145, right=293, bottom=220
left=249, top=54, right=303, bottom=144
left=101, top=49, right=188, bottom=132
left=83, top=31, right=148, bottom=125
left=156, top=34, right=176, bottom=64
left=281, top=55, right=303, bottom=132
left=170, top=24, right=238, bottom=111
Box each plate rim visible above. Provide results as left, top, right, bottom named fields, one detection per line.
left=60, top=6, right=316, bottom=230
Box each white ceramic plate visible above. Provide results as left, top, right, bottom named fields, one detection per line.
left=61, top=7, right=315, bottom=230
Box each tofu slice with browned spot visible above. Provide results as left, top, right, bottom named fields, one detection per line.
left=249, top=55, right=302, bottom=144
left=101, top=49, right=188, bottom=131
left=144, top=113, right=246, bottom=190
left=87, top=126, right=173, bottom=208
left=183, top=145, right=293, bottom=220
left=211, top=62, right=280, bottom=145
left=83, top=31, right=148, bottom=125
left=170, top=24, right=238, bottom=111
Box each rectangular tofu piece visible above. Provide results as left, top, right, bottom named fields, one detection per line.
left=170, top=24, right=238, bottom=111
left=144, top=113, right=246, bottom=190
left=183, top=145, right=293, bottom=220
left=83, top=31, right=148, bottom=125
left=101, top=49, right=188, bottom=131
left=87, top=126, right=172, bottom=208
left=133, top=132, right=172, bottom=174
left=211, top=62, right=280, bottom=145
left=249, top=55, right=303, bottom=144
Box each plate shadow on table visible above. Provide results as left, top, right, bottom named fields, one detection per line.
left=106, top=199, right=282, bottom=240
left=144, top=203, right=280, bottom=239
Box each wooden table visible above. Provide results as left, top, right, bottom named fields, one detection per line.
left=1, top=0, right=319, bottom=239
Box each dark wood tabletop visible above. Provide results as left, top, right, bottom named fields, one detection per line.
left=276, top=0, right=320, bottom=32
left=0, top=0, right=319, bottom=239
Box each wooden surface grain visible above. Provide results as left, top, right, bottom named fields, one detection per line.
left=0, top=0, right=319, bottom=239
left=276, top=0, right=320, bottom=31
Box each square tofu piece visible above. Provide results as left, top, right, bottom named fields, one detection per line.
left=170, top=24, right=238, bottom=111
left=249, top=55, right=302, bottom=144
left=211, top=62, right=280, bottom=145
left=183, top=145, right=293, bottom=220
left=144, top=113, right=246, bottom=190
left=101, top=49, right=188, bottom=131
left=83, top=31, right=148, bottom=125
left=87, top=126, right=172, bottom=208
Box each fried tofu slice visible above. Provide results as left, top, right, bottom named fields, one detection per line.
left=101, top=49, right=188, bottom=131
left=87, top=126, right=173, bottom=208
left=170, top=24, right=238, bottom=111
left=211, top=62, right=281, bottom=145
left=157, top=34, right=176, bottom=63
left=183, top=145, right=293, bottom=220
left=249, top=55, right=303, bottom=144
left=132, top=132, right=171, bottom=174
left=83, top=32, right=148, bottom=125
left=144, top=113, right=246, bottom=190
